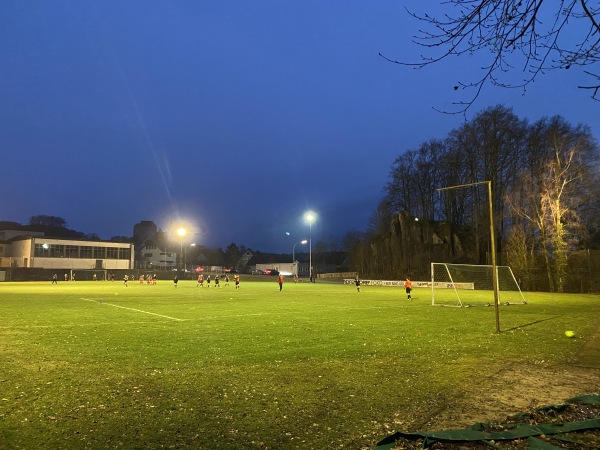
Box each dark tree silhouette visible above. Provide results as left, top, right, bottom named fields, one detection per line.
left=29, top=215, right=67, bottom=228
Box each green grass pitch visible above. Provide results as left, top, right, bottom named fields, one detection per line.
left=1, top=280, right=598, bottom=448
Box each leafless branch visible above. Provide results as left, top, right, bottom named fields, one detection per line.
left=382, top=1, right=600, bottom=113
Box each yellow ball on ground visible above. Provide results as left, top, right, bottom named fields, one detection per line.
left=565, top=330, right=575, bottom=338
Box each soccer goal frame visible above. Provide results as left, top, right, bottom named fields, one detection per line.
left=431, top=263, right=526, bottom=307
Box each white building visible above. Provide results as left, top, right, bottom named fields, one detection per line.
left=138, top=245, right=176, bottom=270
left=0, top=236, right=134, bottom=271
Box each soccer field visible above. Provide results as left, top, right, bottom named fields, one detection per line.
left=1, top=280, right=598, bottom=448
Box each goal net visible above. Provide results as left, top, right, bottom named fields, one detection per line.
left=431, top=263, right=526, bottom=307
left=73, top=269, right=108, bottom=281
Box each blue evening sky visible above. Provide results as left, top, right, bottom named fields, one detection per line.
left=1, top=1, right=598, bottom=252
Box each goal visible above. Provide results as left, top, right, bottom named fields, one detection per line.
left=431, top=263, right=526, bottom=307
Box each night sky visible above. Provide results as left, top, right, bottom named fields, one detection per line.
left=2, top=1, right=598, bottom=252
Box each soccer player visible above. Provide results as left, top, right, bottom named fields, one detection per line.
left=354, top=276, right=361, bottom=292
left=234, top=275, right=240, bottom=289
left=123, top=274, right=129, bottom=287
left=278, top=273, right=285, bottom=291
left=214, top=275, right=220, bottom=288
left=173, top=275, right=178, bottom=287
left=224, top=274, right=230, bottom=286
left=405, top=277, right=412, bottom=300
left=197, top=274, right=204, bottom=287
left=206, top=275, right=211, bottom=287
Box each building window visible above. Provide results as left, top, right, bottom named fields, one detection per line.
left=106, top=247, right=118, bottom=259
left=50, top=245, right=64, bottom=258
left=34, top=244, right=50, bottom=257
left=65, top=245, right=79, bottom=258
left=93, top=247, right=106, bottom=259
left=80, top=246, right=93, bottom=258
left=119, top=247, right=131, bottom=260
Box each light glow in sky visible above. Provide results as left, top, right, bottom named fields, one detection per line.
left=1, top=1, right=597, bottom=252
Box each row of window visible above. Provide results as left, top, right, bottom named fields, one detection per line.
left=142, top=252, right=175, bottom=258
left=34, top=244, right=131, bottom=260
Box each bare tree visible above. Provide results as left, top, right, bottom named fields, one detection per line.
left=447, top=105, right=528, bottom=263
left=381, top=1, right=600, bottom=112
left=505, top=223, right=536, bottom=290
left=385, top=150, right=417, bottom=216
left=506, top=117, right=597, bottom=291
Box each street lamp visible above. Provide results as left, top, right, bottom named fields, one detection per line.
left=304, top=211, right=316, bottom=281
left=292, top=240, right=307, bottom=277
left=177, top=227, right=186, bottom=271
left=292, top=240, right=308, bottom=263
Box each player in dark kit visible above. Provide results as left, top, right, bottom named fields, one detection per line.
left=354, top=276, right=361, bottom=292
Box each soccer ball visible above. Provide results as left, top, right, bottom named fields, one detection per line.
left=565, top=330, right=575, bottom=338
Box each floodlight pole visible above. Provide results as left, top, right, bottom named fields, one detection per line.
left=438, top=181, right=500, bottom=333
left=309, top=222, right=312, bottom=281
left=180, top=240, right=183, bottom=271
left=176, top=227, right=187, bottom=273
left=304, top=211, right=316, bottom=282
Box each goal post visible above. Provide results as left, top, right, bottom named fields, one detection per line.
left=431, top=263, right=526, bottom=307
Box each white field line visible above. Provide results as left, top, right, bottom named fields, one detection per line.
left=0, top=321, right=160, bottom=329
left=81, top=298, right=187, bottom=321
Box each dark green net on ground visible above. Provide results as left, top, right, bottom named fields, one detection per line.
left=374, top=395, right=600, bottom=449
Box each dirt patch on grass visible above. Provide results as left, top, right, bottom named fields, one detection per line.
left=422, top=362, right=600, bottom=431
left=374, top=330, right=600, bottom=449
left=421, top=329, right=600, bottom=431
left=374, top=364, right=600, bottom=449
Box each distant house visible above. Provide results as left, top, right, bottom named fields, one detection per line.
left=138, top=245, right=176, bottom=271
left=246, top=251, right=347, bottom=278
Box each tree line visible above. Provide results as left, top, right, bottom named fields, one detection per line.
left=343, top=105, right=600, bottom=293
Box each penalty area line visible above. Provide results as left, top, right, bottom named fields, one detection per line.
left=81, top=298, right=187, bottom=322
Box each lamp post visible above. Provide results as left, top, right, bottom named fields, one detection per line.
left=190, top=243, right=196, bottom=273
left=293, top=240, right=307, bottom=277
left=304, top=211, right=316, bottom=281
left=177, top=227, right=186, bottom=271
